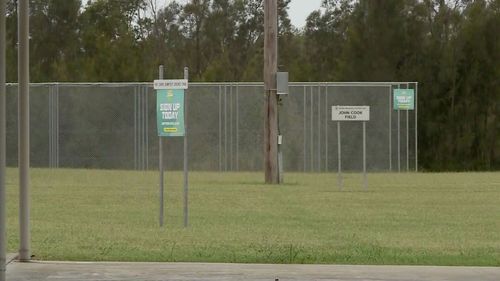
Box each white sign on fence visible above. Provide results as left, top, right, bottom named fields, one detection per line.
left=332, top=106, right=370, bottom=121
left=154, top=79, right=189, bottom=90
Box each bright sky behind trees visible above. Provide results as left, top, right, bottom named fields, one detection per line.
left=160, top=0, right=323, bottom=27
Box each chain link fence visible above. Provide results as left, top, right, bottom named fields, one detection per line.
left=6, top=82, right=417, bottom=172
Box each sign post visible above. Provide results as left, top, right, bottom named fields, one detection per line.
left=183, top=67, right=189, bottom=228
left=158, top=66, right=164, bottom=227
left=332, top=106, right=370, bottom=190
left=337, top=122, right=342, bottom=189
left=155, top=70, right=189, bottom=227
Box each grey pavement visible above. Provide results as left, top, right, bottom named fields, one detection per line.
left=5, top=261, right=500, bottom=281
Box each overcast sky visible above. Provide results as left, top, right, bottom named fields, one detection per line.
left=288, top=0, right=323, bottom=28
left=157, top=0, right=324, bottom=28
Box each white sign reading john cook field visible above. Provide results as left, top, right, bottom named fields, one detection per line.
left=332, top=106, right=370, bottom=121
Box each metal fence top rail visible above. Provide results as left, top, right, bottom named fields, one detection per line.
left=6, top=81, right=418, bottom=88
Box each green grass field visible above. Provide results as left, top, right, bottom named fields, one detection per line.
left=4, top=168, right=500, bottom=266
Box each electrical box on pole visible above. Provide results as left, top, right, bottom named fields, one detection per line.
left=276, top=72, right=289, bottom=95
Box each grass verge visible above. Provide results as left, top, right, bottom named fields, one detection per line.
left=5, top=168, right=500, bottom=266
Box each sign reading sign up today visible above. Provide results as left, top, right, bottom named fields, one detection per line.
left=393, top=89, right=415, bottom=110
left=157, top=89, right=185, bottom=137
left=332, top=106, right=370, bottom=121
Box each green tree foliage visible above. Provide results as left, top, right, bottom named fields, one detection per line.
left=30, top=0, right=81, bottom=81
left=3, top=0, right=499, bottom=170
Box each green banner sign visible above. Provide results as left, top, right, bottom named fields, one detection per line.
left=157, top=89, right=185, bottom=137
left=393, top=89, right=415, bottom=110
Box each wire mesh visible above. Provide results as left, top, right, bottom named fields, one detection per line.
left=5, top=82, right=417, bottom=172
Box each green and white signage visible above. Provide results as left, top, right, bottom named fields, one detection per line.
left=393, top=89, right=415, bottom=110
left=156, top=88, right=185, bottom=137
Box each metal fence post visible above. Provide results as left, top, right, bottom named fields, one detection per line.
left=397, top=85, right=401, bottom=173
left=363, top=121, right=367, bottom=189
left=406, top=83, right=409, bottom=172
left=337, top=122, right=342, bottom=190
left=230, top=83, right=233, bottom=171
left=310, top=86, right=313, bottom=171
left=0, top=0, right=7, bottom=277
left=236, top=85, right=239, bottom=171
left=48, top=86, right=53, bottom=167
left=224, top=85, right=227, bottom=172
left=183, top=67, right=189, bottom=228
left=317, top=84, right=321, bottom=172
left=389, top=85, right=392, bottom=171
left=146, top=85, right=149, bottom=170
left=218, top=85, right=222, bottom=171
left=18, top=0, right=31, bottom=262
left=158, top=66, right=164, bottom=227
left=134, top=86, right=137, bottom=170
left=303, top=86, right=306, bottom=172
left=55, top=84, right=59, bottom=168
left=325, top=84, right=328, bottom=172
left=415, top=82, right=418, bottom=172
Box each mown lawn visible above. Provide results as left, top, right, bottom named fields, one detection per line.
left=4, top=168, right=500, bottom=266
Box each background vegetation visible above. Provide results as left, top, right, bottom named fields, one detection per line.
left=3, top=0, right=499, bottom=171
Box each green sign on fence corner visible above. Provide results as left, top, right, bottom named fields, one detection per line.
left=157, top=89, right=185, bottom=137
left=393, top=89, right=415, bottom=110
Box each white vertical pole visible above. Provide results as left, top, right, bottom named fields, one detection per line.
left=236, top=85, right=239, bottom=171
left=415, top=83, right=418, bottom=172
left=158, top=66, right=164, bottom=227
left=363, top=121, right=367, bottom=189
left=397, top=85, right=401, bottom=173
left=317, top=85, right=320, bottom=172
left=139, top=87, right=143, bottom=169
left=52, top=87, right=54, bottom=167
left=55, top=84, right=59, bottom=168
left=310, top=86, right=313, bottom=171
left=48, top=87, right=52, bottom=167
left=0, top=0, right=7, bottom=277
left=134, top=87, right=137, bottom=169
left=142, top=86, right=148, bottom=170
left=224, top=85, right=227, bottom=172
left=406, top=83, right=409, bottom=172
left=337, top=122, right=342, bottom=190
left=325, top=85, right=328, bottom=172
left=183, top=67, right=189, bottom=228
left=218, top=85, right=221, bottom=171
left=303, top=86, right=306, bottom=172
left=389, top=85, right=392, bottom=171
left=146, top=85, right=149, bottom=170
left=230, top=84, right=233, bottom=171
left=18, top=0, right=31, bottom=262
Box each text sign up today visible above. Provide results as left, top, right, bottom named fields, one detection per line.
left=157, top=89, right=185, bottom=137
left=332, top=106, right=370, bottom=121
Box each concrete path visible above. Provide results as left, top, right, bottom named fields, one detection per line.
left=6, top=261, right=500, bottom=281
left=6, top=254, right=17, bottom=265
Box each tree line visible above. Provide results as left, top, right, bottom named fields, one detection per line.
left=3, top=0, right=499, bottom=171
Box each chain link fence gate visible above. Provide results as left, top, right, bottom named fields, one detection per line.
left=5, top=82, right=417, bottom=173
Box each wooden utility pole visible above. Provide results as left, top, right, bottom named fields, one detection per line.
left=264, top=0, right=279, bottom=184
